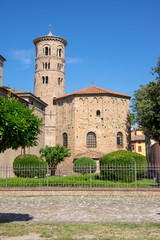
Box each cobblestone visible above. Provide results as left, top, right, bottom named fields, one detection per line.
left=0, top=195, right=160, bottom=223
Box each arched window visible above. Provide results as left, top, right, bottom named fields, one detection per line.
left=96, top=110, right=100, bottom=116
left=63, top=133, right=68, bottom=148
left=117, top=132, right=123, bottom=147
left=58, top=77, right=63, bottom=85
left=87, top=132, right=96, bottom=148
left=43, top=46, right=51, bottom=56
left=57, top=48, right=62, bottom=57
left=45, top=47, right=48, bottom=55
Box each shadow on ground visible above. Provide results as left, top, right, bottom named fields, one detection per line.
left=0, top=213, right=33, bottom=223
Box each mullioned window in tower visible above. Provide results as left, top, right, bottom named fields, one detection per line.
left=42, top=76, right=49, bottom=84
left=43, top=46, right=51, bottom=56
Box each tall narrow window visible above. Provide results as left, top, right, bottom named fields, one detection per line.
left=57, top=48, right=62, bottom=57
left=42, top=76, right=48, bottom=84
left=58, top=77, right=63, bottom=85
left=138, top=146, right=142, bottom=152
left=63, top=133, right=68, bottom=148
left=96, top=110, right=100, bottom=116
left=57, top=63, right=63, bottom=71
left=43, top=46, right=51, bottom=56
left=117, top=132, right=123, bottom=147
left=45, top=47, right=48, bottom=55
left=87, top=132, right=96, bottom=148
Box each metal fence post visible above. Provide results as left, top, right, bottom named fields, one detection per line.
left=90, top=163, right=92, bottom=188
left=135, top=163, right=137, bottom=189
left=47, top=165, right=48, bottom=188
left=5, top=166, right=8, bottom=188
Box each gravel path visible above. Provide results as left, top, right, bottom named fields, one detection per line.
left=0, top=195, right=160, bottom=224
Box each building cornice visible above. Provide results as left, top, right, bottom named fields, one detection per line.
left=35, top=55, right=65, bottom=63
left=33, top=35, right=67, bottom=46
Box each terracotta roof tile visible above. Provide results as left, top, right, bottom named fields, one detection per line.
left=131, top=135, right=146, bottom=141
left=54, top=86, right=131, bottom=100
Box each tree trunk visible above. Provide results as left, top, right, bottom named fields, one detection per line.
left=50, top=164, right=57, bottom=175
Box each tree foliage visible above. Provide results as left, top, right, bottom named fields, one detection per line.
left=130, top=113, right=137, bottom=126
left=39, top=144, right=71, bottom=175
left=132, top=57, right=160, bottom=143
left=0, top=95, right=43, bottom=152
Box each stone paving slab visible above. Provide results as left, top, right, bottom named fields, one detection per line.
left=0, top=195, right=160, bottom=223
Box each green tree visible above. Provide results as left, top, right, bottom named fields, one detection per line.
left=132, top=57, right=160, bottom=143
left=0, top=95, right=43, bottom=152
left=130, top=112, right=137, bottom=127
left=39, top=144, right=71, bottom=175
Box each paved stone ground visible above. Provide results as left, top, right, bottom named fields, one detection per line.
left=0, top=195, right=160, bottom=224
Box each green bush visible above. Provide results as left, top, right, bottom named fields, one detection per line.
left=100, top=150, right=147, bottom=182
left=13, top=154, right=47, bottom=178
left=73, top=157, right=97, bottom=174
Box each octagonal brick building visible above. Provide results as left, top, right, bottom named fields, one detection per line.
left=33, top=30, right=131, bottom=170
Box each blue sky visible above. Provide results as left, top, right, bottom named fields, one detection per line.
left=1, top=0, right=160, bottom=101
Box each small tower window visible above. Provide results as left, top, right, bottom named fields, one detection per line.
left=57, top=63, right=63, bottom=71
left=45, top=47, right=48, bottom=55
left=43, top=46, right=51, bottom=56
left=87, top=132, right=96, bottom=148
left=43, top=62, right=50, bottom=70
left=58, top=77, right=63, bottom=85
left=57, top=48, right=62, bottom=57
left=117, top=132, right=123, bottom=147
left=96, top=110, right=100, bottom=116
left=42, top=76, right=49, bottom=84
left=63, top=133, right=68, bottom=148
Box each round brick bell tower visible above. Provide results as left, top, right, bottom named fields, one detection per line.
left=33, top=27, right=67, bottom=146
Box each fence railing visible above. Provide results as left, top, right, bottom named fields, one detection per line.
left=0, top=164, right=160, bottom=189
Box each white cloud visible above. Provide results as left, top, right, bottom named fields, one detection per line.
left=12, top=49, right=34, bottom=67
left=66, top=57, right=83, bottom=64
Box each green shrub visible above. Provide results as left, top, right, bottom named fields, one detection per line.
left=73, top=157, right=97, bottom=174
left=13, top=154, right=47, bottom=178
left=100, top=150, right=147, bottom=182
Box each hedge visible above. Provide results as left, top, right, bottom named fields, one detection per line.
left=99, top=150, right=147, bottom=182
left=13, top=154, right=47, bottom=178
left=73, top=157, right=97, bottom=174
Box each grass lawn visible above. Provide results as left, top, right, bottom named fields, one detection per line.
left=0, top=222, right=160, bottom=239
left=0, top=174, right=158, bottom=188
